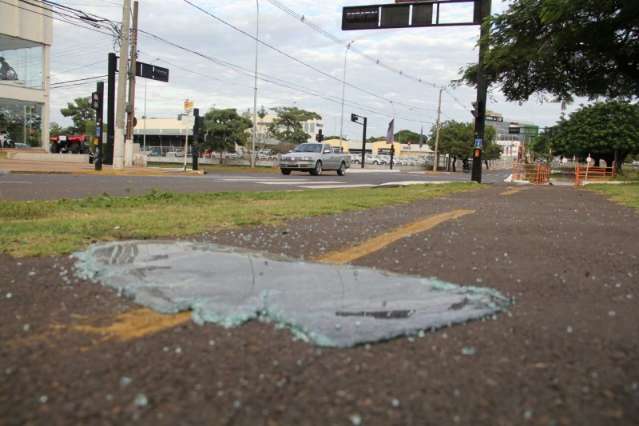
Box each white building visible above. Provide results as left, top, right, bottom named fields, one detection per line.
left=0, top=0, right=52, bottom=149
left=253, top=113, right=324, bottom=145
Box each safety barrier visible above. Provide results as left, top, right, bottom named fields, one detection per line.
left=575, top=163, right=616, bottom=186
left=512, top=162, right=551, bottom=184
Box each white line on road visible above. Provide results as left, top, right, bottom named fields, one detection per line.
left=0, top=181, right=34, bottom=185
left=298, top=184, right=375, bottom=189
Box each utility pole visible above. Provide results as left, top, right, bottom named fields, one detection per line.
left=143, top=79, right=147, bottom=152
left=432, top=86, right=443, bottom=172
left=471, top=0, right=492, bottom=183
left=250, top=0, right=260, bottom=168
left=113, top=0, right=131, bottom=169
left=125, top=0, right=139, bottom=167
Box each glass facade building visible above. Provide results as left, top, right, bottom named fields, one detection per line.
left=0, top=1, right=52, bottom=149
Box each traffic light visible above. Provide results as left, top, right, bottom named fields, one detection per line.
left=91, top=91, right=100, bottom=110
left=315, top=129, right=324, bottom=142
left=471, top=101, right=477, bottom=118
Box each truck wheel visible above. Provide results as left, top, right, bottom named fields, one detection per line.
left=281, top=168, right=291, bottom=175
left=310, top=161, right=322, bottom=176
left=70, top=143, right=81, bottom=154
left=50, top=144, right=58, bottom=153
left=337, top=162, right=346, bottom=176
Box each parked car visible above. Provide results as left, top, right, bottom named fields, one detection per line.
left=280, top=143, right=351, bottom=176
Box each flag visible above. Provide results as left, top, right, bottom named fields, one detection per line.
left=386, top=119, right=395, bottom=144
left=419, top=126, right=424, bottom=148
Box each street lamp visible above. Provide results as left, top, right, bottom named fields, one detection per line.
left=339, top=40, right=355, bottom=143
left=250, top=0, right=260, bottom=168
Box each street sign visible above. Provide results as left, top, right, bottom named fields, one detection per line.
left=474, top=137, right=483, bottom=149
left=343, top=0, right=479, bottom=31
left=135, top=61, right=169, bottom=82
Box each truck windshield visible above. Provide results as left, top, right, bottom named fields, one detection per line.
left=293, top=144, right=322, bottom=153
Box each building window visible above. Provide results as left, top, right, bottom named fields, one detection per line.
left=0, top=98, right=42, bottom=147
left=0, top=34, right=44, bottom=90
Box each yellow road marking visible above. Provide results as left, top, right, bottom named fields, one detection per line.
left=316, top=209, right=474, bottom=265
left=70, top=308, right=192, bottom=342
left=500, top=187, right=527, bottom=196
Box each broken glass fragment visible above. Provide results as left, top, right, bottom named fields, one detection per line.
left=74, top=241, right=509, bottom=347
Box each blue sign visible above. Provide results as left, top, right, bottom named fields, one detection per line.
left=474, top=138, right=483, bottom=149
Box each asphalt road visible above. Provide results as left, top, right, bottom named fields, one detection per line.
left=2, top=185, right=638, bottom=425
left=0, top=169, right=510, bottom=200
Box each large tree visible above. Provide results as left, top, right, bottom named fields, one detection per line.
left=460, top=0, right=639, bottom=101
left=267, top=107, right=321, bottom=145
left=201, top=108, right=252, bottom=154
left=429, top=121, right=499, bottom=171
left=394, top=129, right=425, bottom=145
left=60, top=97, right=95, bottom=134
left=540, top=101, right=639, bottom=169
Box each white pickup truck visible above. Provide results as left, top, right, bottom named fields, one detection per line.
left=280, top=143, right=351, bottom=176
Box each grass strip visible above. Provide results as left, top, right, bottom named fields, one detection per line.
left=0, top=183, right=475, bottom=257
left=147, top=162, right=280, bottom=174
left=587, top=183, right=639, bottom=210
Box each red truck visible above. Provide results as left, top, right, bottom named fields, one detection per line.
left=49, top=135, right=90, bottom=154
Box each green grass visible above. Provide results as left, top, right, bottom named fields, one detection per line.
left=0, top=183, right=475, bottom=257
left=588, top=183, right=639, bottom=210
left=147, top=162, right=280, bottom=174
left=615, top=167, right=639, bottom=181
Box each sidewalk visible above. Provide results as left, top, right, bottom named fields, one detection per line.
left=0, top=158, right=204, bottom=176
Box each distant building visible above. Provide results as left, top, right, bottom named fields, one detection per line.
left=133, top=117, right=192, bottom=150
left=252, top=113, right=324, bottom=145
left=0, top=0, right=52, bottom=149
left=486, top=111, right=539, bottom=159
left=324, top=138, right=432, bottom=157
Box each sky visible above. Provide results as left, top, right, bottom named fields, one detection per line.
left=48, top=0, right=580, bottom=138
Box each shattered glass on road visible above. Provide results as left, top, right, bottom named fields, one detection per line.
left=74, top=241, right=509, bottom=347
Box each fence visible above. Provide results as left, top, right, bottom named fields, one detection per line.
left=512, top=161, right=551, bottom=184
left=574, top=163, right=616, bottom=186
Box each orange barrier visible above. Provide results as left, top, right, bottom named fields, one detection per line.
left=512, top=162, right=551, bottom=184
left=575, top=163, right=616, bottom=186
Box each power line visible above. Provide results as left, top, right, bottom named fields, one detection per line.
left=30, top=0, right=434, bottom=126
left=50, top=74, right=107, bottom=86
left=181, top=0, right=436, bottom=115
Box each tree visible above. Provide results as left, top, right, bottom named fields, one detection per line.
left=394, top=129, right=425, bottom=145
left=460, top=0, right=639, bottom=101
left=49, top=122, right=64, bottom=137
left=60, top=97, right=95, bottom=134
left=429, top=121, right=499, bottom=171
left=267, top=107, right=321, bottom=145
left=201, top=108, right=252, bottom=155
left=541, top=101, right=639, bottom=170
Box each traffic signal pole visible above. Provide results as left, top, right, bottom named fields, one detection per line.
left=105, top=52, right=116, bottom=165
left=94, top=81, right=104, bottom=171
left=361, top=116, right=367, bottom=168
left=471, top=0, right=492, bottom=183
left=113, top=0, right=131, bottom=169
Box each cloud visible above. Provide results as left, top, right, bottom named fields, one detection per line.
left=48, top=0, right=578, bottom=138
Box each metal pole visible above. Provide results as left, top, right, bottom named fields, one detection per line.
left=183, top=129, right=189, bottom=171
left=143, top=79, right=147, bottom=152
left=113, top=0, right=131, bottom=169
left=95, top=81, right=104, bottom=171
left=433, top=87, right=443, bottom=172
left=471, top=0, right=492, bottom=183
left=340, top=41, right=353, bottom=142
left=250, top=0, right=260, bottom=168
left=125, top=0, right=139, bottom=167
left=361, top=117, right=367, bottom=168
left=105, top=52, right=116, bottom=165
